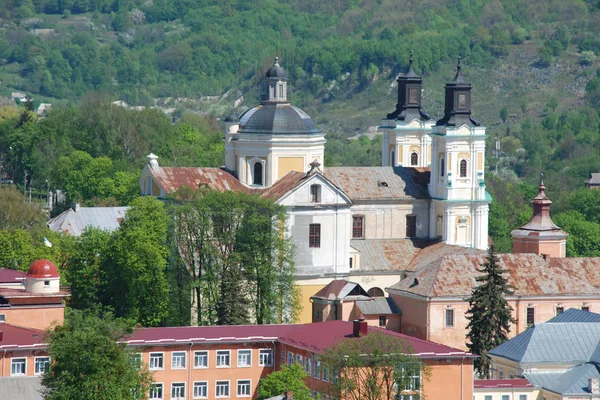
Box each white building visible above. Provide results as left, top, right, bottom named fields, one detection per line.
left=140, top=56, right=491, bottom=322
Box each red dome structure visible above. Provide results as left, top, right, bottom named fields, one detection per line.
left=26, top=259, right=59, bottom=279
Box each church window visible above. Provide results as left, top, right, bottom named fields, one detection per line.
left=459, top=159, right=467, bottom=177
left=526, top=307, right=535, bottom=326
left=253, top=162, right=263, bottom=186
left=410, top=152, right=419, bottom=166
left=406, top=215, right=417, bottom=238
left=352, top=216, right=364, bottom=238
left=309, top=224, right=321, bottom=248
left=440, top=158, right=445, bottom=177
left=445, top=308, right=454, bottom=327
left=368, top=287, right=384, bottom=297
left=278, top=84, right=284, bottom=99
left=310, top=185, right=321, bottom=203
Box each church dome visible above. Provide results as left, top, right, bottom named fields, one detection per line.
left=238, top=103, right=321, bottom=135
left=27, top=259, right=59, bottom=278
left=265, top=57, right=286, bottom=79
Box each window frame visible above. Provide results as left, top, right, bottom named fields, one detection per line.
left=314, top=360, right=321, bottom=379
left=237, top=349, right=252, bottom=368
left=149, top=383, right=164, bottom=400
left=0, top=313, right=5, bottom=322
left=445, top=308, right=455, bottom=328
left=526, top=307, right=535, bottom=326
left=252, top=161, right=264, bottom=186
left=309, top=223, right=321, bottom=248
left=555, top=306, right=565, bottom=316
left=171, top=382, right=186, bottom=399
left=398, top=362, right=422, bottom=393
left=149, top=352, right=164, bottom=370
left=406, top=215, right=417, bottom=238
left=459, top=159, right=468, bottom=178
left=171, top=351, right=187, bottom=370
left=11, top=357, right=26, bottom=376
left=237, top=379, right=252, bottom=398
left=34, top=356, right=50, bottom=376
left=194, top=350, right=208, bottom=369
left=216, top=350, right=231, bottom=368
left=379, top=316, right=387, bottom=327
left=440, top=157, right=445, bottom=177
left=310, top=184, right=321, bottom=203
left=519, top=395, right=528, bottom=400
left=193, top=381, right=208, bottom=399
left=410, top=152, right=419, bottom=166
left=215, top=380, right=230, bottom=398
left=352, top=215, right=365, bottom=239
left=583, top=306, right=591, bottom=312
left=305, top=357, right=312, bottom=375
left=287, top=351, right=294, bottom=365
left=258, top=348, right=273, bottom=367
left=296, top=354, right=303, bottom=366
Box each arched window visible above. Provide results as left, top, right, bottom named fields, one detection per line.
left=410, top=152, right=418, bottom=166
left=440, top=158, right=445, bottom=177
left=460, top=159, right=467, bottom=177
left=390, top=150, right=395, bottom=166
left=253, top=162, right=263, bottom=186
left=368, top=287, right=385, bottom=297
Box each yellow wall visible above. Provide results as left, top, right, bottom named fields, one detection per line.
left=297, top=284, right=327, bottom=323
left=277, top=157, right=305, bottom=179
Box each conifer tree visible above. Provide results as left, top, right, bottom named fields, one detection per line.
left=466, top=245, right=515, bottom=378
left=216, top=263, right=249, bottom=325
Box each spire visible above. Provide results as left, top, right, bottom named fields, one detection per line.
left=516, top=174, right=562, bottom=231
left=451, top=56, right=464, bottom=83
left=263, top=56, right=288, bottom=103
left=385, top=51, right=430, bottom=121
left=435, top=56, right=480, bottom=127
left=405, top=49, right=418, bottom=78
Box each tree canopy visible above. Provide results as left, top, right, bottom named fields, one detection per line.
left=257, top=363, right=312, bottom=400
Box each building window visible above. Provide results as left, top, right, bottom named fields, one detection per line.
left=526, top=307, right=535, bottom=326
left=379, top=316, right=387, bottom=327
left=315, top=310, right=322, bottom=319
left=484, top=396, right=492, bottom=400
left=460, top=159, right=467, bottom=177
left=0, top=314, right=5, bottom=322
left=310, top=184, right=321, bottom=203
left=280, top=350, right=285, bottom=360
left=258, top=349, right=272, bottom=366
left=296, top=354, right=303, bottom=366
left=287, top=351, right=294, bottom=365
left=130, top=353, right=142, bottom=369
left=368, top=287, right=385, bottom=297
left=216, top=381, right=230, bottom=398
left=253, top=162, right=263, bottom=186
left=238, top=350, right=252, bottom=367
left=406, top=215, right=417, bottom=238
left=278, top=84, right=284, bottom=98
left=172, top=351, right=186, bottom=369
left=398, top=363, right=421, bottom=392
left=172, top=382, right=186, bottom=399
left=193, top=381, right=208, bottom=399
left=44, top=280, right=50, bottom=286
left=237, top=380, right=251, bottom=397
left=502, top=395, right=510, bottom=400
left=149, top=383, right=163, bottom=400
left=352, top=215, right=364, bottom=238
left=305, top=357, right=312, bottom=375
left=323, top=365, right=330, bottom=382
left=314, top=360, right=321, bottom=379
left=445, top=308, right=454, bottom=327
left=349, top=257, right=353, bottom=269
left=440, top=158, right=445, bottom=177
left=34, top=357, right=50, bottom=375
left=410, top=152, right=419, bottom=166
left=583, top=306, right=590, bottom=312
left=194, top=351, right=208, bottom=368
left=216, top=350, right=231, bottom=368
left=519, top=395, right=528, bottom=400
left=309, top=224, right=321, bottom=248
left=149, top=353, right=164, bottom=370
left=555, top=306, right=564, bottom=316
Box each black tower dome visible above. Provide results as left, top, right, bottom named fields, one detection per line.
left=435, top=57, right=480, bottom=127
left=265, top=57, right=287, bottom=80
left=387, top=51, right=431, bottom=121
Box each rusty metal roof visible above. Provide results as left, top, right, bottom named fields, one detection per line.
left=150, top=167, right=250, bottom=194
left=355, top=297, right=401, bottom=315
left=388, top=251, right=600, bottom=298
left=350, top=239, right=438, bottom=272
left=258, top=171, right=308, bottom=200
left=323, top=166, right=429, bottom=201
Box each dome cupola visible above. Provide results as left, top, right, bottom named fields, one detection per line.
left=436, top=57, right=480, bottom=127
left=263, top=57, right=288, bottom=103
left=387, top=51, right=431, bottom=121
left=25, top=259, right=60, bottom=294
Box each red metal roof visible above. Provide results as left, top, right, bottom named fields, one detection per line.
left=0, top=323, right=47, bottom=349
left=123, top=320, right=472, bottom=358
left=26, top=260, right=59, bottom=279
left=474, top=379, right=534, bottom=389
left=0, top=268, right=25, bottom=284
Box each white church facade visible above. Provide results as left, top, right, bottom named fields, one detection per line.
left=140, top=56, right=491, bottom=322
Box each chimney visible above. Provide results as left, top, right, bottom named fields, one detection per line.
left=353, top=318, right=368, bottom=337
left=72, top=203, right=80, bottom=212
left=541, top=254, right=548, bottom=260
left=589, top=378, right=599, bottom=394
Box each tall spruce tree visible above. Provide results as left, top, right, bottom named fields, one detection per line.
left=466, top=245, right=515, bottom=378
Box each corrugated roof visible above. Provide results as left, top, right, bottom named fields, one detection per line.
left=47, top=206, right=129, bottom=236
left=388, top=252, right=600, bottom=298
left=0, top=323, right=47, bottom=349
left=323, top=166, right=430, bottom=201
left=0, top=268, right=25, bottom=284
left=490, top=323, right=600, bottom=364
left=526, top=364, right=600, bottom=395
left=349, top=239, right=438, bottom=272
left=311, top=280, right=370, bottom=301
left=356, top=298, right=401, bottom=315
left=149, top=167, right=250, bottom=194
left=0, top=377, right=42, bottom=400
left=548, top=308, right=600, bottom=323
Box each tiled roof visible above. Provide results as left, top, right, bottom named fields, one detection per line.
left=489, top=323, right=600, bottom=364
left=387, top=252, right=600, bottom=298
left=0, top=268, right=25, bottom=284
left=0, top=323, right=47, bottom=349
left=0, top=377, right=43, bottom=400
left=124, top=321, right=473, bottom=358
left=149, top=167, right=250, bottom=194
left=526, top=364, right=600, bottom=395
left=474, top=379, right=534, bottom=389
left=323, top=166, right=430, bottom=201
left=548, top=308, right=600, bottom=323
left=355, top=297, right=401, bottom=315
left=349, top=239, right=438, bottom=273
left=47, top=206, right=129, bottom=236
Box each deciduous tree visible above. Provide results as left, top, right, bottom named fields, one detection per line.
left=257, top=363, right=312, bottom=400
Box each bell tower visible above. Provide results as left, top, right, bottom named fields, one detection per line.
left=380, top=51, right=433, bottom=168
left=428, top=58, right=490, bottom=249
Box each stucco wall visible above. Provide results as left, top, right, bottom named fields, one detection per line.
left=2, top=306, right=64, bottom=331
left=389, top=293, right=429, bottom=340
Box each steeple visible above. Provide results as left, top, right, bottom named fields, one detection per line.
left=386, top=50, right=430, bottom=121
left=435, top=57, right=480, bottom=127
left=511, top=174, right=568, bottom=258
left=263, top=56, right=288, bottom=103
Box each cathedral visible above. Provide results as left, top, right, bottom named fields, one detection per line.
left=140, top=56, right=491, bottom=322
